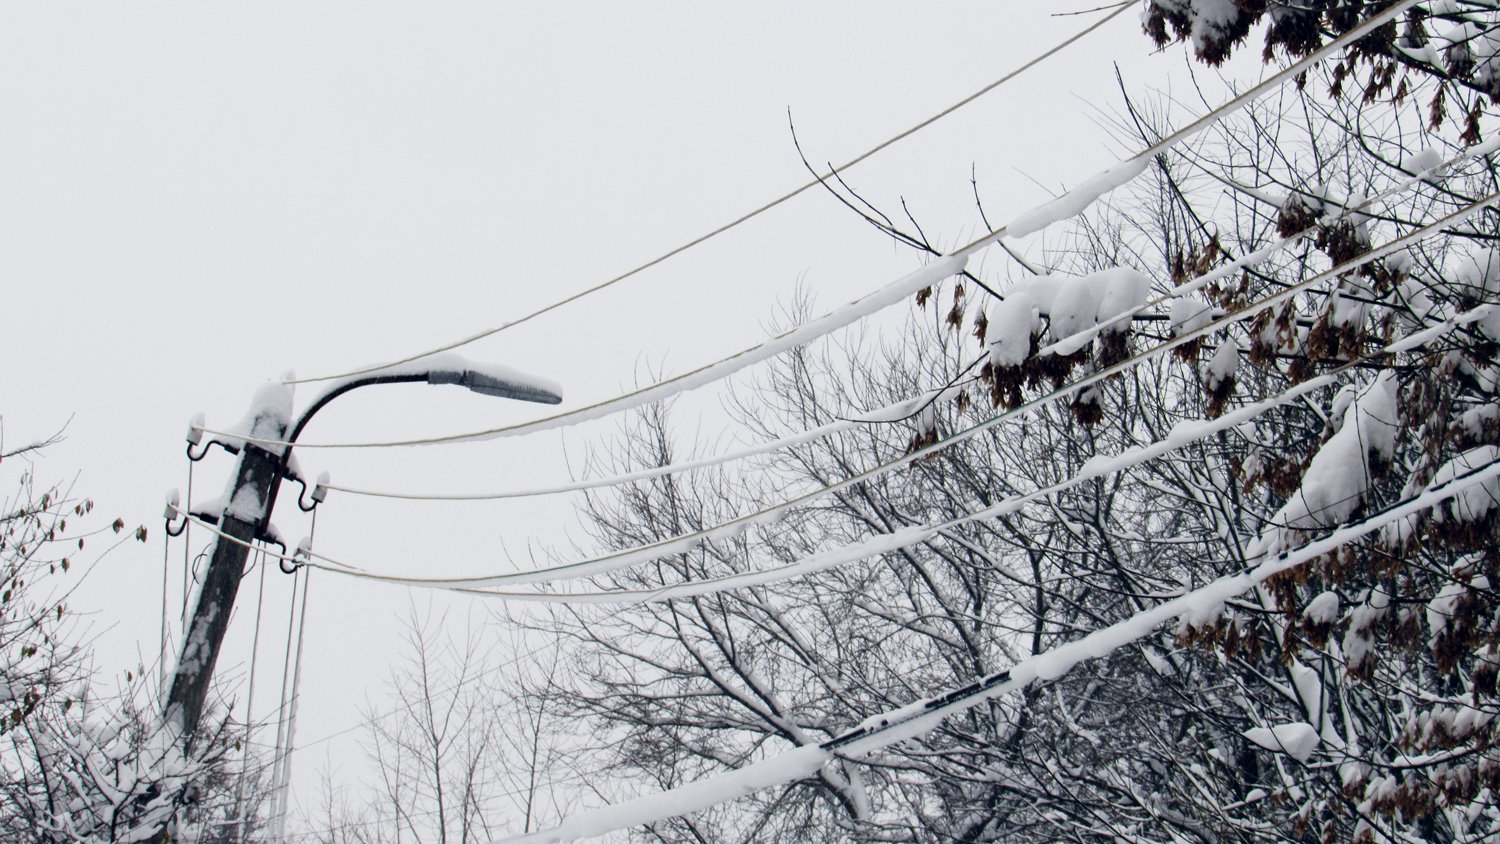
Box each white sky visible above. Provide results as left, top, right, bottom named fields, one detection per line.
left=1, top=1, right=1209, bottom=832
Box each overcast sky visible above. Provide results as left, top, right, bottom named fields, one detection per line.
left=1, top=1, right=1212, bottom=830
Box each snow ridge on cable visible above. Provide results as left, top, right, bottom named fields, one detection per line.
left=209, top=0, right=1419, bottom=452
left=286, top=5, right=1132, bottom=387
left=321, top=138, right=1500, bottom=501
left=499, top=455, right=1500, bottom=842
left=285, top=188, right=1499, bottom=589
left=440, top=303, right=1497, bottom=603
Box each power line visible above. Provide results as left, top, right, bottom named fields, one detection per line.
left=283, top=3, right=1133, bottom=388
left=421, top=302, right=1500, bottom=602
left=202, top=0, right=1422, bottom=454
left=497, top=454, right=1500, bottom=843
left=447, top=313, right=1488, bottom=603
left=218, top=183, right=1497, bottom=591
left=187, top=250, right=1488, bottom=834
left=171, top=247, right=1499, bottom=604
left=318, top=137, right=1500, bottom=502
left=208, top=253, right=970, bottom=451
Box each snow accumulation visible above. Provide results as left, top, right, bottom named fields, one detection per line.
left=1140, top=646, right=1174, bottom=677
left=1430, top=445, right=1500, bottom=523
left=453, top=369, right=1345, bottom=597
left=1048, top=277, right=1099, bottom=348
left=320, top=305, right=1496, bottom=598
left=1327, top=283, right=1372, bottom=329
left=226, top=484, right=268, bottom=523
left=1169, top=295, right=1213, bottom=336
left=219, top=381, right=293, bottom=454
left=498, top=460, right=1500, bottom=843
left=1093, top=267, right=1152, bottom=330
left=188, top=492, right=229, bottom=520
left=1327, top=384, right=1358, bottom=433
left=1005, top=158, right=1150, bottom=239
left=1450, top=248, right=1500, bottom=301
left=1345, top=587, right=1390, bottom=641
left=1395, top=278, right=1440, bottom=332
left=914, top=404, right=938, bottom=439
left=986, top=290, right=1039, bottom=367
left=472, top=526, right=939, bottom=604
left=187, top=411, right=206, bottom=446
left=1406, top=147, right=1443, bottom=173
left=1301, top=591, right=1340, bottom=627
left=850, top=385, right=962, bottom=424
left=1427, top=580, right=1471, bottom=639
left=1482, top=307, right=1500, bottom=345
left=1442, top=20, right=1500, bottom=89
left=1174, top=0, right=1243, bottom=55
left=310, top=351, right=564, bottom=412
left=504, top=745, right=831, bottom=844
left=1243, top=722, right=1320, bottom=763
left=1459, top=404, right=1500, bottom=439
left=220, top=255, right=968, bottom=451
left=1262, top=372, right=1398, bottom=551
left=1001, top=266, right=1153, bottom=357
left=446, top=254, right=964, bottom=445
left=341, top=381, right=985, bottom=501
left=1204, top=337, right=1239, bottom=388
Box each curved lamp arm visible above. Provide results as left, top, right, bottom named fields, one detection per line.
left=263, top=367, right=563, bottom=533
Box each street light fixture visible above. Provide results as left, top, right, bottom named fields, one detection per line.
left=162, top=363, right=561, bottom=748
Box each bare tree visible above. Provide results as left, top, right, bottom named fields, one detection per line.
left=510, top=6, right=1500, bottom=839
left=307, top=606, right=567, bottom=843
left=0, top=426, right=251, bottom=842
left=336, top=5, right=1500, bottom=841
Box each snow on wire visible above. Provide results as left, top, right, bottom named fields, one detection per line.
left=283, top=4, right=1133, bottom=387
left=393, top=303, right=1500, bottom=602
left=226, top=189, right=1500, bottom=590
left=170, top=285, right=1500, bottom=601
left=319, top=138, right=1500, bottom=502
left=202, top=0, right=1420, bottom=452
left=495, top=456, right=1500, bottom=843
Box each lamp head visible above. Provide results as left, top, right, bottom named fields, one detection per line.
left=426, top=369, right=563, bottom=405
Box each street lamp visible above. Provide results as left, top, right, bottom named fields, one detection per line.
left=164, top=364, right=562, bottom=742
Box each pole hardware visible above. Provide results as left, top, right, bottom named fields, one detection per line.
left=151, top=362, right=562, bottom=842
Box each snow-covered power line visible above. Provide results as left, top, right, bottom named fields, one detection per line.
left=170, top=193, right=1500, bottom=596
left=172, top=209, right=1488, bottom=593
left=318, top=137, right=1500, bottom=502
left=368, top=303, right=1500, bottom=603
left=204, top=0, right=1420, bottom=453
left=326, top=411, right=868, bottom=500
left=449, top=315, right=1491, bottom=603
left=283, top=4, right=1132, bottom=388
left=495, top=454, right=1500, bottom=843
left=202, top=254, right=967, bottom=450
left=226, top=187, right=1500, bottom=589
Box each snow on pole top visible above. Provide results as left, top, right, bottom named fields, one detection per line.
left=221, top=381, right=294, bottom=455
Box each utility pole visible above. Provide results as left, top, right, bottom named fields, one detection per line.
left=166, top=402, right=289, bottom=737
left=148, top=365, right=561, bottom=842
